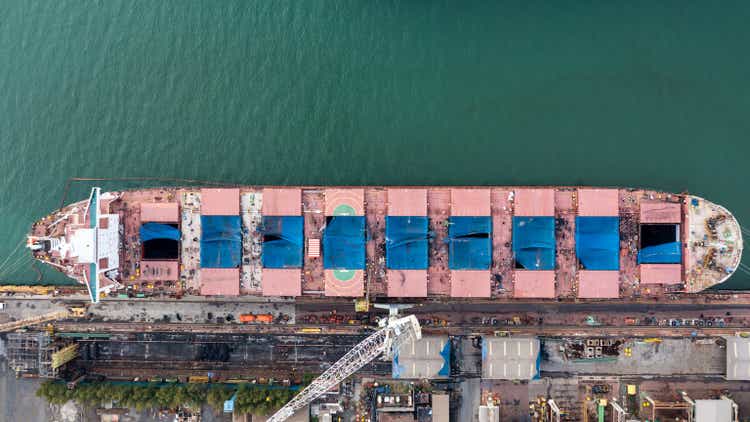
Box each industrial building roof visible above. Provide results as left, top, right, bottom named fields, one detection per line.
left=431, top=395, right=450, bottom=422
left=388, top=188, right=427, bottom=216
left=200, top=268, right=240, bottom=296
left=450, top=270, right=491, bottom=298
left=514, top=271, right=555, bottom=298
left=478, top=405, right=500, bottom=422
left=640, top=264, right=682, bottom=285
left=262, top=188, right=302, bottom=216
left=387, top=269, right=427, bottom=297
left=200, top=188, right=240, bottom=216
left=640, top=201, right=682, bottom=223
left=694, top=399, right=734, bottom=422
left=261, top=268, right=301, bottom=296
left=726, top=336, right=750, bottom=380
left=139, top=260, right=179, bottom=281
left=325, top=188, right=364, bottom=216
left=140, top=202, right=179, bottom=222
left=377, top=414, right=415, bottom=422
left=514, top=189, right=554, bottom=216
left=255, top=406, right=310, bottom=422
left=577, top=189, right=619, bottom=216
left=451, top=188, right=490, bottom=216
left=577, top=270, right=620, bottom=298
left=392, top=336, right=450, bottom=379
left=324, top=269, right=364, bottom=297
left=482, top=337, right=539, bottom=380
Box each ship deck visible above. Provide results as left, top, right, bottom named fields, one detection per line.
left=29, top=185, right=743, bottom=302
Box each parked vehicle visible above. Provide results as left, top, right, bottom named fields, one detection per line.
left=239, top=313, right=274, bottom=323
left=591, top=384, right=609, bottom=394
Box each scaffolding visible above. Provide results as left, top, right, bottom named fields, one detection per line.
left=5, top=332, right=77, bottom=378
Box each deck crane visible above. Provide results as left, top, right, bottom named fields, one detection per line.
left=266, top=310, right=422, bottom=422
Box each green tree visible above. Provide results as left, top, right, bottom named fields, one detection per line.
left=36, top=380, right=297, bottom=415
left=207, top=387, right=235, bottom=411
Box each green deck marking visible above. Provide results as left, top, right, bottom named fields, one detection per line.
left=333, top=269, right=355, bottom=281
left=333, top=204, right=355, bottom=216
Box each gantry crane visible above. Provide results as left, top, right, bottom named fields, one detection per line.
left=266, top=312, right=422, bottom=422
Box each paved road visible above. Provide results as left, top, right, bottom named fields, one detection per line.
left=6, top=296, right=750, bottom=339
left=300, top=301, right=750, bottom=314
left=6, top=297, right=746, bottom=316
left=53, top=320, right=741, bottom=339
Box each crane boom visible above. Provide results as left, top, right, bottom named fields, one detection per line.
left=0, top=306, right=86, bottom=333
left=0, top=310, right=70, bottom=333
left=266, top=314, right=421, bottom=422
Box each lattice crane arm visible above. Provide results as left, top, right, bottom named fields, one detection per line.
left=266, top=314, right=421, bottom=422
left=0, top=310, right=71, bottom=333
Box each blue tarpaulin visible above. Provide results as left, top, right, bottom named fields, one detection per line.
left=140, top=223, right=180, bottom=242
left=261, top=216, right=303, bottom=268
left=513, top=216, right=555, bottom=270
left=223, top=393, right=237, bottom=413
left=323, top=216, right=365, bottom=269
left=391, top=353, right=402, bottom=378
left=386, top=216, right=429, bottom=270
left=438, top=340, right=451, bottom=377
left=200, top=216, right=242, bottom=268
left=575, top=217, right=620, bottom=270
left=448, top=217, right=492, bottom=270
left=638, top=242, right=682, bottom=264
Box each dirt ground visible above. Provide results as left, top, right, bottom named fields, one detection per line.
left=541, top=338, right=726, bottom=376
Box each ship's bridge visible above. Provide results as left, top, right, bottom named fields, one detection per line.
left=684, top=195, right=744, bottom=292
left=27, top=188, right=120, bottom=303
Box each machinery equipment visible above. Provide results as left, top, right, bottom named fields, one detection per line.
left=266, top=311, right=421, bottom=422
left=0, top=307, right=86, bottom=333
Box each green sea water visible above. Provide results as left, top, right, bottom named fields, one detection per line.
left=0, top=1, right=747, bottom=287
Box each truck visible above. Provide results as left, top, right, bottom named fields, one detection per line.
left=239, top=313, right=274, bottom=323
left=239, top=314, right=256, bottom=323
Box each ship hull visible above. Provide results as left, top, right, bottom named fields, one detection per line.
left=28, top=186, right=743, bottom=303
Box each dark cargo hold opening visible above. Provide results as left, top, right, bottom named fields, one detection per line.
left=640, top=224, right=678, bottom=248
left=142, top=223, right=179, bottom=260
left=638, top=223, right=681, bottom=264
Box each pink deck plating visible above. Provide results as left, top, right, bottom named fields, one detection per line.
left=140, top=202, right=179, bottom=222
left=200, top=188, right=240, bottom=216
left=262, top=188, right=302, bottom=216
left=201, top=268, right=241, bottom=296
left=29, top=185, right=743, bottom=301
left=577, top=270, right=620, bottom=298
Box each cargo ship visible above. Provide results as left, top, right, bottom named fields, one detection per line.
left=27, top=186, right=743, bottom=303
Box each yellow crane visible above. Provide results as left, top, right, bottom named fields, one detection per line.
left=0, top=307, right=85, bottom=333
left=0, top=285, right=55, bottom=295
